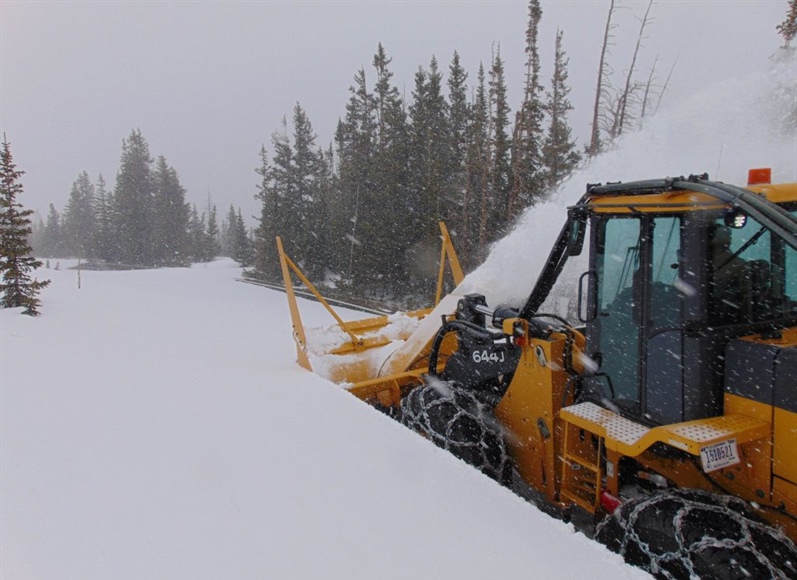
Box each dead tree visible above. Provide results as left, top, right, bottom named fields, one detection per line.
left=588, top=0, right=617, bottom=157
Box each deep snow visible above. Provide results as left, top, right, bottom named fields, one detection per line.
left=1, top=259, right=648, bottom=580
left=2, top=51, right=795, bottom=580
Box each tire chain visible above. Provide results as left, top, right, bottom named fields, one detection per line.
left=596, top=488, right=797, bottom=579
left=400, top=380, right=513, bottom=484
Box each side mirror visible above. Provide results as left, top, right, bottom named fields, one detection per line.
left=567, top=215, right=587, bottom=256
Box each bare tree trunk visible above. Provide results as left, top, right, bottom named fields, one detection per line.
left=617, top=0, right=654, bottom=136
left=654, top=55, right=678, bottom=116
left=589, top=0, right=616, bottom=156
left=639, top=55, right=658, bottom=129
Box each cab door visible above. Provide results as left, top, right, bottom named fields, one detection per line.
left=585, top=214, right=684, bottom=424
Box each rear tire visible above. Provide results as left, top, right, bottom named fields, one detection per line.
left=400, top=379, right=513, bottom=485
left=595, top=488, right=797, bottom=579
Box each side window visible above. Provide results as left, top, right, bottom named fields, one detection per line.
left=786, top=207, right=797, bottom=303
left=597, top=218, right=641, bottom=311
left=709, top=213, right=797, bottom=322
left=787, top=245, right=797, bottom=302
left=650, top=217, right=682, bottom=328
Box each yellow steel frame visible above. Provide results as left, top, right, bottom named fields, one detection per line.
left=277, top=221, right=464, bottom=378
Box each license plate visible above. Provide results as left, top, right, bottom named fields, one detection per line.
left=700, top=439, right=740, bottom=473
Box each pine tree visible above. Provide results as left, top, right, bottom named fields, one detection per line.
left=447, top=51, right=471, bottom=257
left=113, top=129, right=154, bottom=265
left=222, top=204, right=236, bottom=257
left=233, top=208, right=254, bottom=266
left=541, top=29, right=582, bottom=191
left=335, top=68, right=378, bottom=289
left=409, top=56, right=453, bottom=227
left=63, top=171, right=97, bottom=259
left=187, top=204, right=211, bottom=262
left=290, top=103, right=325, bottom=278
left=488, top=48, right=512, bottom=232
left=93, top=175, right=115, bottom=261
left=371, top=44, right=412, bottom=291
left=42, top=203, right=66, bottom=259
left=152, top=156, right=190, bottom=265
left=253, top=145, right=281, bottom=280
left=205, top=204, right=221, bottom=260
left=0, top=136, right=50, bottom=315
left=778, top=0, right=797, bottom=46
left=509, top=0, right=546, bottom=216
left=466, top=63, right=493, bottom=262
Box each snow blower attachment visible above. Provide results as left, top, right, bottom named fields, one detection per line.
left=280, top=171, right=797, bottom=579
left=277, top=221, right=465, bottom=405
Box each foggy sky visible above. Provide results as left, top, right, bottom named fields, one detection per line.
left=0, top=1, right=790, bottom=224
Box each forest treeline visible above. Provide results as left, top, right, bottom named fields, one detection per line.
left=30, top=131, right=253, bottom=268
left=249, top=0, right=665, bottom=307
left=30, top=0, right=692, bottom=306
left=253, top=3, right=586, bottom=307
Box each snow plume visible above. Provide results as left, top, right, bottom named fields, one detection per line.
left=462, top=54, right=797, bottom=308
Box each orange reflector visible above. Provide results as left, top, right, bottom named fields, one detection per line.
left=748, top=167, right=771, bottom=185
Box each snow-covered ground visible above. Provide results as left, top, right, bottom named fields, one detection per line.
left=2, top=52, right=795, bottom=580
left=1, top=259, right=648, bottom=580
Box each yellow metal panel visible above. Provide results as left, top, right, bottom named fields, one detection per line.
left=495, top=334, right=568, bottom=504
left=774, top=407, right=797, bottom=484
left=724, top=392, right=774, bottom=422
left=589, top=190, right=726, bottom=213
left=748, top=182, right=797, bottom=204
left=559, top=402, right=770, bottom=458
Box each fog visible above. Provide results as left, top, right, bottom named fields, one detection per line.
left=0, top=1, right=789, bottom=222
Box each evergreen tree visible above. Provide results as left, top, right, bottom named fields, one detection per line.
left=41, top=203, right=66, bottom=259
left=63, top=171, right=97, bottom=259
left=0, top=136, right=50, bottom=315
left=222, top=204, right=236, bottom=257
left=488, top=48, right=512, bottom=232
left=509, top=0, right=545, bottom=216
left=541, top=29, right=582, bottom=192
left=335, top=68, right=378, bottom=288
left=233, top=208, right=254, bottom=266
left=112, top=129, right=153, bottom=265
left=253, top=145, right=281, bottom=280
left=409, top=57, right=453, bottom=227
left=187, top=204, right=210, bottom=262
left=205, top=204, right=221, bottom=260
left=447, top=51, right=471, bottom=255
left=778, top=0, right=797, bottom=46
left=152, top=156, right=190, bottom=265
left=406, top=56, right=458, bottom=298
left=466, top=63, right=493, bottom=263
left=93, top=175, right=115, bottom=261
left=290, top=103, right=326, bottom=278
left=370, top=44, right=412, bottom=291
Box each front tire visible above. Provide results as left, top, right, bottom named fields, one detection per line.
left=595, top=488, right=797, bottom=579
left=400, top=379, right=513, bottom=485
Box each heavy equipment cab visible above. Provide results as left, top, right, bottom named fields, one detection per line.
left=572, top=183, right=797, bottom=427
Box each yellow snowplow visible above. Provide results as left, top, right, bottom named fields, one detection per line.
left=279, top=169, right=797, bottom=579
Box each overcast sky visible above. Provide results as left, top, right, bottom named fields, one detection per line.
left=0, top=0, right=790, bottom=224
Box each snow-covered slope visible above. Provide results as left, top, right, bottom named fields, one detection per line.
left=1, top=259, right=648, bottom=579
left=461, top=54, right=797, bottom=306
